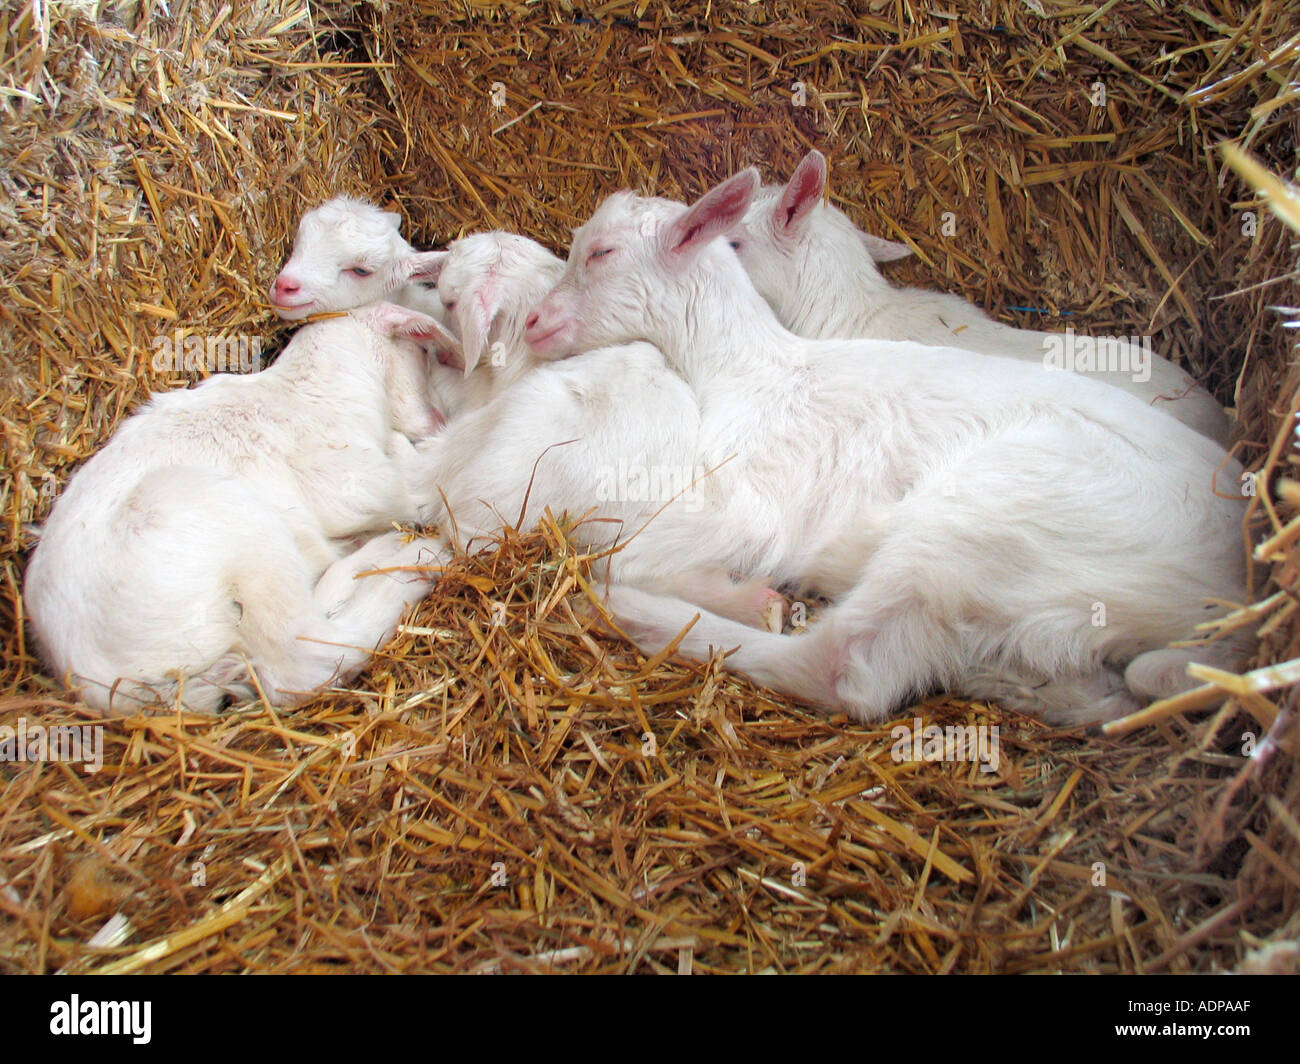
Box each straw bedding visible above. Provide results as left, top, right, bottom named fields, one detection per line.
left=0, top=0, right=1297, bottom=973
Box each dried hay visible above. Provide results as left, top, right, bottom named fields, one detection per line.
left=0, top=0, right=1297, bottom=974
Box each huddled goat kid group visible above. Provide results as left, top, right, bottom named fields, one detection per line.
left=25, top=152, right=1249, bottom=726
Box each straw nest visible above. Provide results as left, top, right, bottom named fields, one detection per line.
left=1, top=0, right=1297, bottom=974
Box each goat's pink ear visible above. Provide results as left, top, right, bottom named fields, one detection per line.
left=427, top=320, right=465, bottom=368
left=860, top=232, right=912, bottom=263
left=775, top=150, right=826, bottom=235
left=368, top=302, right=423, bottom=335
left=409, top=317, right=464, bottom=368
left=407, top=250, right=448, bottom=284
left=459, top=276, right=502, bottom=377
left=430, top=329, right=465, bottom=370
left=665, top=169, right=761, bottom=258
left=373, top=303, right=462, bottom=359
left=406, top=316, right=461, bottom=349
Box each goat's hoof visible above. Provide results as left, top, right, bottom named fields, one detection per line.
left=759, top=589, right=786, bottom=634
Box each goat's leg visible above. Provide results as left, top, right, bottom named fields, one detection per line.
left=598, top=584, right=840, bottom=706
left=1124, top=639, right=1251, bottom=702
left=231, top=533, right=441, bottom=705
left=313, top=530, right=447, bottom=618
left=598, top=496, right=1168, bottom=724
left=643, top=568, right=787, bottom=633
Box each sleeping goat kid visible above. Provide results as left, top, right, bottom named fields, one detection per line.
left=25, top=303, right=448, bottom=713
left=522, top=170, right=1251, bottom=725
left=269, top=196, right=469, bottom=418
left=403, top=233, right=788, bottom=631
left=269, top=197, right=447, bottom=322
left=428, top=232, right=576, bottom=410
left=729, top=151, right=1230, bottom=445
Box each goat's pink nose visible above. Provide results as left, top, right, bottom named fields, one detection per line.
left=525, top=310, right=540, bottom=330
left=273, top=276, right=300, bottom=297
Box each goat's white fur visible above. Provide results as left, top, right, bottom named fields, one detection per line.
left=270, top=196, right=470, bottom=417
left=25, top=303, right=447, bottom=713
left=522, top=171, right=1250, bottom=724
left=407, top=234, right=787, bottom=630
left=429, top=232, right=568, bottom=411
left=730, top=151, right=1230, bottom=445
left=269, top=215, right=785, bottom=628
left=270, top=197, right=446, bottom=322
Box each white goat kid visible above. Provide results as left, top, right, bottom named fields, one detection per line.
left=428, top=232, right=567, bottom=410
left=270, top=196, right=468, bottom=420
left=409, top=233, right=787, bottom=631
left=269, top=197, right=448, bottom=322
left=25, top=303, right=447, bottom=713
left=730, top=151, right=1230, bottom=445
left=523, top=171, right=1250, bottom=725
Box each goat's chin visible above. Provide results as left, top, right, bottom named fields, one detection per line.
left=269, top=299, right=317, bottom=321
left=524, top=327, right=574, bottom=360
left=530, top=344, right=578, bottom=362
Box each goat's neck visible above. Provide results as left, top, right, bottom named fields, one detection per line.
left=784, top=247, right=893, bottom=339
left=661, top=268, right=799, bottom=387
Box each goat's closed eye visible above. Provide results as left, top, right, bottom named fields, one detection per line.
left=346, top=266, right=373, bottom=278
left=587, top=247, right=614, bottom=264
